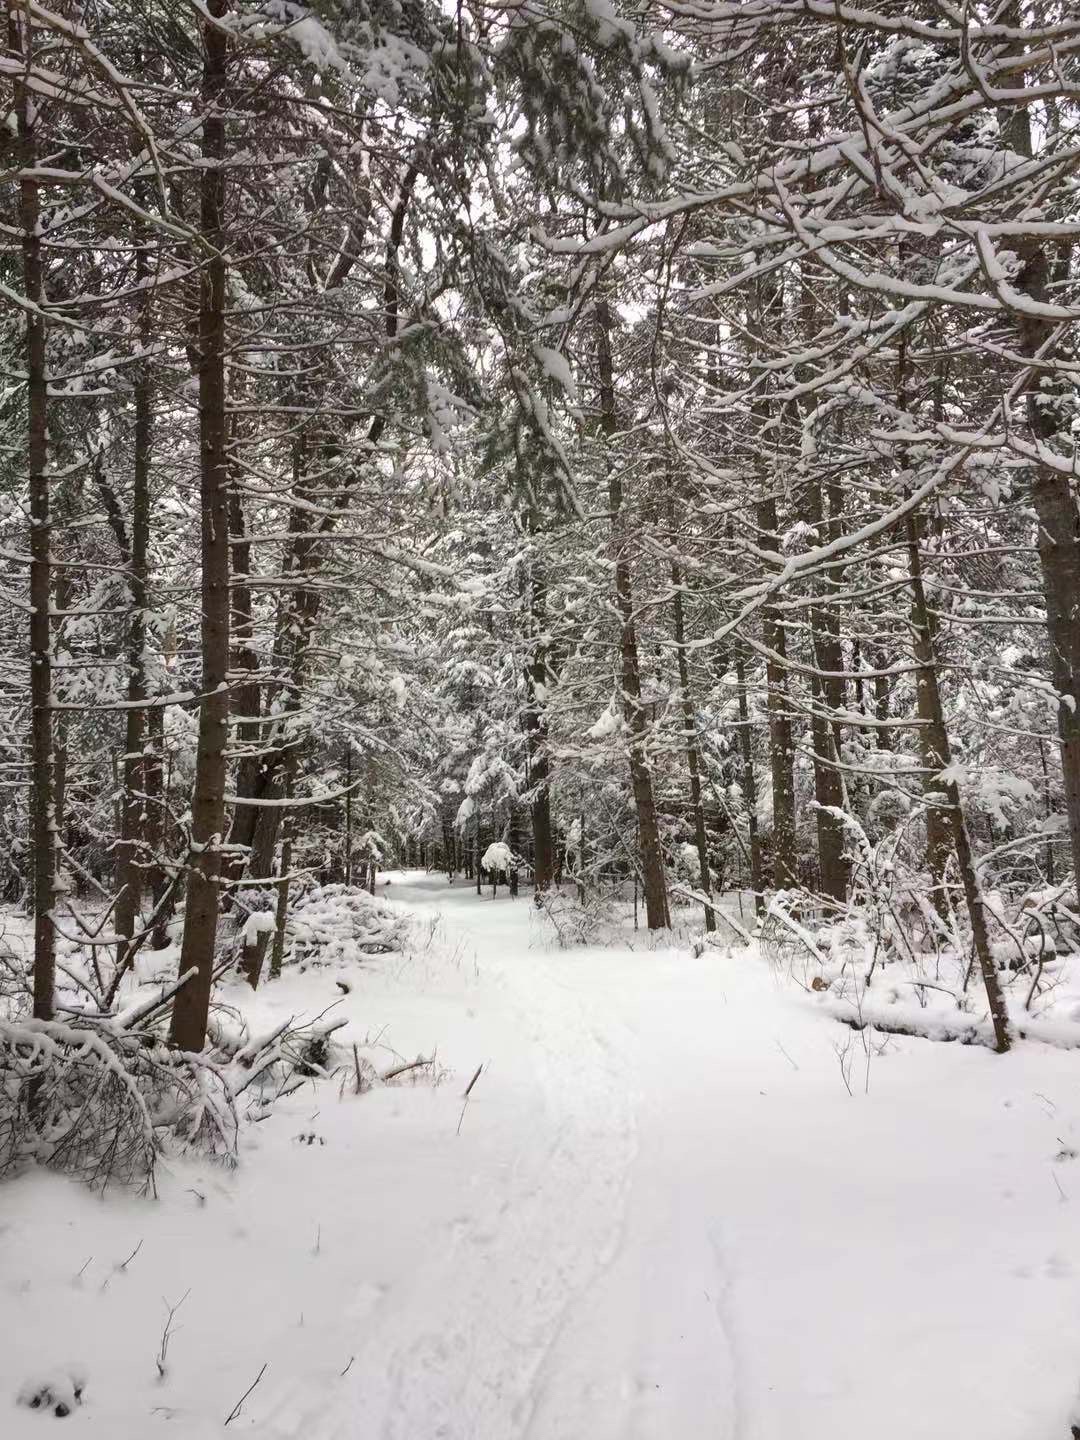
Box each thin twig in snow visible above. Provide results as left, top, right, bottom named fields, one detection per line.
left=102, top=1237, right=143, bottom=1289
left=457, top=1062, right=485, bottom=1136
left=155, top=1289, right=189, bottom=1380
left=224, top=1363, right=267, bottom=1426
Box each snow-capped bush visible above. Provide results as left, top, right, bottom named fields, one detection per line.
left=0, top=1016, right=237, bottom=1190
left=536, top=888, right=613, bottom=947
left=284, top=884, right=408, bottom=969
left=481, top=841, right=514, bottom=875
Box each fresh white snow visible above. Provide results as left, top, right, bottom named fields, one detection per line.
left=4, top=871, right=1080, bottom=1438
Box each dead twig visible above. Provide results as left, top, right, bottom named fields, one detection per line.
left=456, top=1063, right=484, bottom=1136
left=156, top=1289, right=189, bottom=1380
left=224, top=1363, right=268, bottom=1426
left=381, top=1056, right=434, bottom=1083
left=102, top=1237, right=143, bottom=1290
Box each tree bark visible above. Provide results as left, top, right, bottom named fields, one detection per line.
left=873, top=651, right=892, bottom=752
left=896, top=332, right=952, bottom=908
left=758, top=497, right=798, bottom=889
left=171, top=2, right=231, bottom=1051
left=999, top=23, right=1080, bottom=892
left=596, top=300, right=669, bottom=928
left=668, top=494, right=714, bottom=930
left=799, top=476, right=847, bottom=902
left=905, top=511, right=1010, bottom=1052
left=269, top=822, right=292, bottom=982
left=523, top=506, right=555, bottom=898
left=14, top=8, right=57, bottom=1020
left=733, top=649, right=765, bottom=914
left=114, top=264, right=153, bottom=962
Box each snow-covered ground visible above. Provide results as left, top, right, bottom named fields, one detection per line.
left=4, top=871, right=1080, bottom=1438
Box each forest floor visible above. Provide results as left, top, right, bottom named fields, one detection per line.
left=4, top=870, right=1080, bottom=1438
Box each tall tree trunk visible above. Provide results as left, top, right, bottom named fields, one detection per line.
left=144, top=698, right=171, bottom=947
left=269, top=822, right=292, bottom=982
left=908, top=506, right=953, bottom=910
left=799, top=476, right=847, bottom=902
left=733, top=649, right=765, bottom=913
left=668, top=495, right=714, bottom=930
left=596, top=300, right=668, bottom=928
left=114, top=272, right=153, bottom=962
left=171, top=3, right=231, bottom=1051
left=905, top=512, right=1010, bottom=1053
left=758, top=496, right=797, bottom=890
left=344, top=745, right=354, bottom=886
left=999, top=28, right=1080, bottom=892
left=14, top=10, right=56, bottom=1020
left=795, top=243, right=846, bottom=902
left=749, top=273, right=796, bottom=890
left=219, top=434, right=258, bottom=898
left=523, top=506, right=555, bottom=898
left=226, top=432, right=303, bottom=875
left=873, top=651, right=892, bottom=752
left=897, top=332, right=951, bottom=907
left=1030, top=466, right=1080, bottom=890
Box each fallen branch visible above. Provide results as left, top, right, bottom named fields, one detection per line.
left=381, top=1056, right=434, bottom=1083
left=670, top=886, right=754, bottom=945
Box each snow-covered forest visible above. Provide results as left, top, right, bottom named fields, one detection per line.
left=3, top=1, right=1080, bottom=1435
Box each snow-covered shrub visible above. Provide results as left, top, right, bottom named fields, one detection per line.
left=283, top=884, right=408, bottom=968
left=867, top=788, right=911, bottom=836
left=763, top=810, right=1080, bottom=1046
left=0, top=1016, right=236, bottom=1191
left=481, top=840, right=514, bottom=875
left=535, top=887, right=613, bottom=947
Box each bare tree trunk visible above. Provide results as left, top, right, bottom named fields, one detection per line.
left=523, top=506, right=555, bottom=898
left=144, top=699, right=172, bottom=947
left=171, top=3, right=231, bottom=1051
left=905, top=511, right=1010, bottom=1052
left=1014, top=234, right=1080, bottom=888
left=908, top=506, right=953, bottom=910
left=799, top=477, right=847, bottom=901
left=999, top=32, right=1080, bottom=893
left=14, top=10, right=56, bottom=1020
left=227, top=431, right=303, bottom=876
left=344, top=745, right=354, bottom=886
left=596, top=301, right=668, bottom=928
left=733, top=649, right=765, bottom=914
left=114, top=272, right=153, bottom=961
left=873, top=651, right=892, bottom=752
left=896, top=332, right=952, bottom=909
left=668, top=496, right=714, bottom=930
left=219, top=448, right=258, bottom=901
left=757, top=496, right=797, bottom=890
left=269, top=823, right=292, bottom=982
left=1030, top=467, right=1080, bottom=890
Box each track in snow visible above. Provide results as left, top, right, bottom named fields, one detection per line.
left=295, top=874, right=1080, bottom=1440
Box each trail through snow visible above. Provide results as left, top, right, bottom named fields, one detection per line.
left=5, top=872, right=1080, bottom=1438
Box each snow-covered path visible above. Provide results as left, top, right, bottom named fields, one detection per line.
left=5, top=872, right=1080, bottom=1438
left=263, top=873, right=1080, bottom=1440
